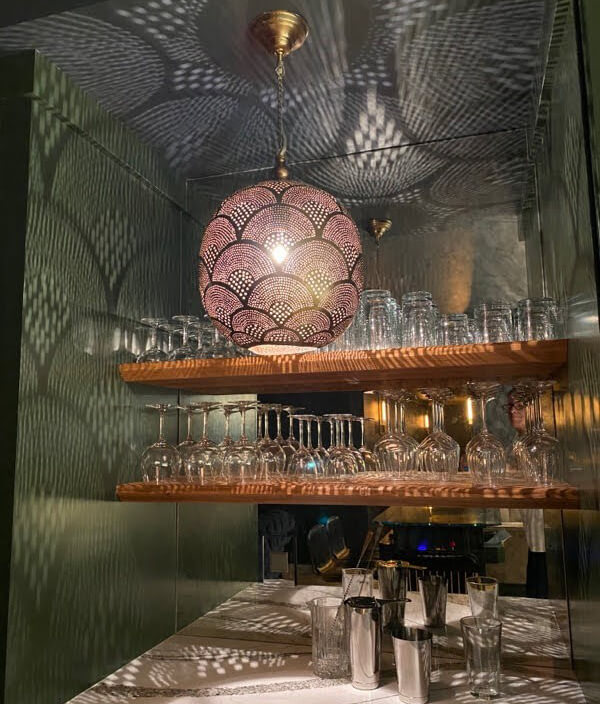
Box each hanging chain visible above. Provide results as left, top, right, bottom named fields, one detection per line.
left=275, top=50, right=287, bottom=166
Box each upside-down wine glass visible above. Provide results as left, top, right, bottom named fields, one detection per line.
left=141, top=403, right=181, bottom=483
left=137, top=318, right=168, bottom=362
left=508, top=384, right=534, bottom=479
left=314, top=415, right=330, bottom=470
left=375, top=391, right=418, bottom=477
left=223, top=401, right=259, bottom=483
left=521, top=381, right=562, bottom=485
left=465, top=382, right=506, bottom=486
left=289, top=415, right=325, bottom=480
left=169, top=315, right=200, bottom=360
left=187, top=402, right=222, bottom=483
left=218, top=403, right=238, bottom=466
left=256, top=404, right=286, bottom=480
left=417, top=389, right=460, bottom=480
left=281, top=405, right=303, bottom=472
left=356, top=417, right=381, bottom=476
left=177, top=404, right=201, bottom=481
left=160, top=322, right=180, bottom=357
left=342, top=415, right=366, bottom=474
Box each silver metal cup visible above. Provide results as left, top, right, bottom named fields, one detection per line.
left=345, top=596, right=381, bottom=690
left=392, top=626, right=432, bottom=704
left=418, top=575, right=447, bottom=628
left=377, top=560, right=410, bottom=630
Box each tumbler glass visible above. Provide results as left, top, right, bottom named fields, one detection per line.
left=402, top=291, right=436, bottom=347
left=438, top=313, right=469, bottom=346
left=474, top=302, right=513, bottom=343
left=460, top=616, right=502, bottom=699
left=366, top=291, right=396, bottom=349
left=308, top=597, right=350, bottom=679
left=467, top=576, right=499, bottom=619
left=516, top=297, right=559, bottom=341
left=342, top=568, right=374, bottom=598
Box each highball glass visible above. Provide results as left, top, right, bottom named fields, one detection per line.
left=461, top=616, right=502, bottom=699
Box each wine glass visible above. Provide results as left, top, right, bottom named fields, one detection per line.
left=176, top=404, right=202, bottom=481
left=160, top=322, right=180, bottom=357
left=341, top=415, right=366, bottom=474
left=289, top=415, right=325, bottom=480
left=324, top=414, right=361, bottom=479
left=168, top=315, right=199, bottom=360
left=280, top=405, right=303, bottom=471
left=140, top=404, right=181, bottom=483
left=223, top=401, right=260, bottom=482
left=417, top=389, right=460, bottom=480
left=313, top=415, right=330, bottom=470
left=520, top=381, right=562, bottom=485
left=187, top=402, right=222, bottom=483
left=137, top=318, right=168, bottom=362
left=218, top=403, right=238, bottom=466
left=356, top=417, right=381, bottom=476
left=256, top=404, right=286, bottom=480
left=466, top=382, right=506, bottom=486
left=375, top=391, right=418, bottom=477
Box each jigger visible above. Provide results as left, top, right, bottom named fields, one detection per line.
left=418, top=575, right=447, bottom=628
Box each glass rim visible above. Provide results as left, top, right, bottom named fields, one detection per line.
left=466, top=576, right=498, bottom=590
left=342, top=567, right=372, bottom=575
left=308, top=596, right=343, bottom=608
left=391, top=626, right=432, bottom=642
left=460, top=615, right=502, bottom=629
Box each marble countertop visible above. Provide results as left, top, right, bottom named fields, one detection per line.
left=70, top=581, right=584, bottom=704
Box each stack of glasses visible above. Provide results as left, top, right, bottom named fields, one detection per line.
left=140, top=383, right=561, bottom=487
left=327, top=290, right=564, bottom=351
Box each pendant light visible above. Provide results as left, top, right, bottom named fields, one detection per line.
left=198, top=10, right=363, bottom=355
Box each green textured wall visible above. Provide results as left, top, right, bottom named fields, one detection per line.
left=525, top=2, right=600, bottom=701
left=0, top=52, right=257, bottom=704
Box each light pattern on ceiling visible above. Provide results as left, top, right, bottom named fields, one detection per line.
left=0, top=0, right=555, bottom=184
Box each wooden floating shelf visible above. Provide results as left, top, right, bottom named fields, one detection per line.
left=119, top=339, right=567, bottom=394
left=116, top=479, right=579, bottom=509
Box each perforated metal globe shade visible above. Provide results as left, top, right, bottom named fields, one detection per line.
left=199, top=179, right=363, bottom=355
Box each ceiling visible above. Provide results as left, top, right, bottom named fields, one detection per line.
left=0, top=0, right=556, bottom=194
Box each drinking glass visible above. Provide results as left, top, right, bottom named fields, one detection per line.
left=160, top=322, right=180, bottom=357
left=308, top=597, right=350, bottom=678
left=366, top=291, right=396, bottom=349
left=325, top=415, right=362, bottom=479
left=187, top=402, right=222, bottom=482
left=141, top=403, right=181, bottom=483
left=474, top=302, right=513, bottom=343
left=401, top=291, right=436, bottom=347
left=356, top=417, right=381, bottom=475
left=466, top=382, right=506, bottom=486
left=218, top=403, right=238, bottom=463
left=177, top=404, right=201, bottom=480
left=313, top=415, right=330, bottom=470
left=417, top=389, right=460, bottom=480
left=289, top=415, right=325, bottom=480
left=438, top=313, right=469, bottom=345
left=223, top=401, right=259, bottom=482
left=460, top=616, right=502, bottom=699
left=467, top=576, right=499, bottom=619
left=168, top=315, right=200, bottom=360
left=256, top=405, right=286, bottom=479
left=137, top=318, right=168, bottom=362
left=515, top=297, right=559, bottom=341
left=342, top=568, right=374, bottom=598
left=280, top=405, right=303, bottom=472
left=375, top=391, right=419, bottom=477
left=520, top=381, right=562, bottom=485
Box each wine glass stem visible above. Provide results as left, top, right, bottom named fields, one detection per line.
left=202, top=410, right=209, bottom=440
left=479, top=395, right=488, bottom=433
left=276, top=410, right=282, bottom=439
left=393, top=402, right=399, bottom=434
left=307, top=421, right=313, bottom=449
left=299, top=420, right=305, bottom=449
left=360, top=419, right=365, bottom=447
left=240, top=408, right=247, bottom=441
left=398, top=402, right=406, bottom=434
left=186, top=412, right=193, bottom=442
left=149, top=325, right=158, bottom=349
left=224, top=412, right=230, bottom=441
left=158, top=409, right=166, bottom=442
left=181, top=322, right=189, bottom=346
left=432, top=401, right=444, bottom=432
left=534, top=391, right=545, bottom=431
left=317, top=420, right=323, bottom=449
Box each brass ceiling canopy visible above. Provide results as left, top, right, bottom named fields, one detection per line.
left=368, top=218, right=392, bottom=244
left=249, top=10, right=309, bottom=57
